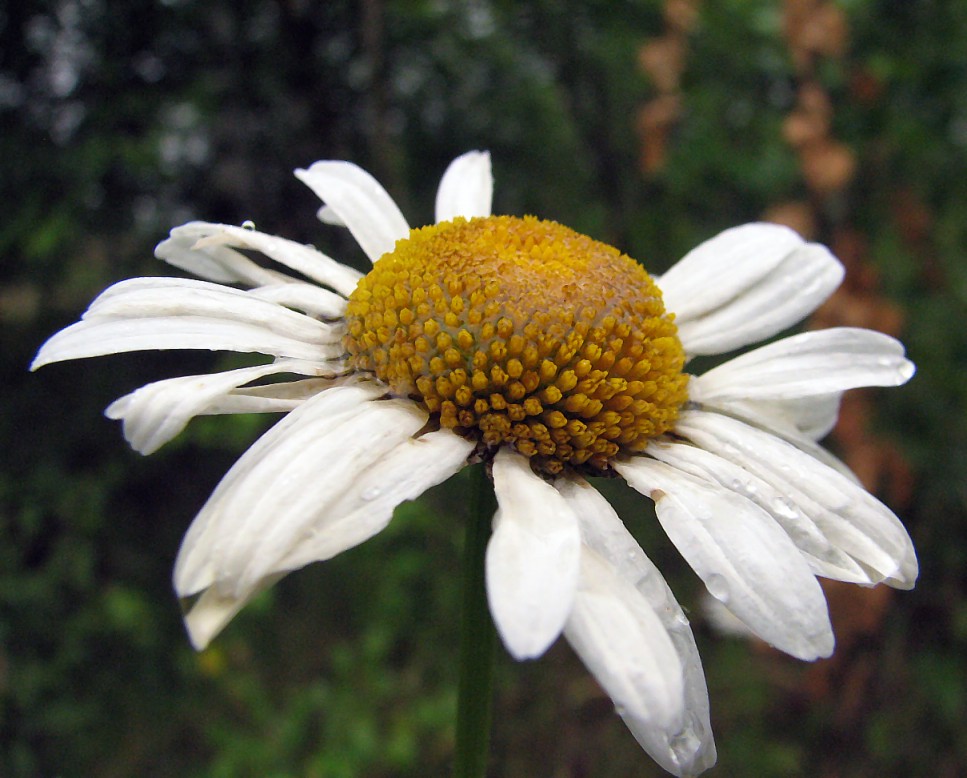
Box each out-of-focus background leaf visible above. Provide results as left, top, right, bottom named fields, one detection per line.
left=2, top=1, right=965, bottom=776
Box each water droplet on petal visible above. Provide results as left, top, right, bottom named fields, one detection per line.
left=241, top=219, right=256, bottom=230
left=669, top=717, right=704, bottom=764
left=728, top=478, right=759, bottom=500
left=770, top=496, right=800, bottom=520
left=706, top=573, right=730, bottom=603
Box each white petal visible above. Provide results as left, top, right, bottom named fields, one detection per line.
left=645, top=441, right=873, bottom=584
left=676, top=410, right=918, bottom=589
left=191, top=394, right=429, bottom=598
left=660, top=223, right=807, bottom=321
left=247, top=282, right=348, bottom=319
left=623, top=713, right=714, bottom=778
left=30, top=278, right=341, bottom=369
left=156, top=223, right=289, bottom=286
left=701, top=592, right=758, bottom=639
left=700, top=393, right=843, bottom=441
left=295, top=161, right=409, bottom=263
left=317, top=205, right=344, bottom=226
left=277, top=427, right=473, bottom=572
left=434, top=151, right=494, bottom=223
left=767, top=393, right=842, bottom=441
left=564, top=548, right=684, bottom=730
left=157, top=222, right=363, bottom=296
left=556, top=479, right=716, bottom=776
left=174, top=382, right=396, bottom=597
left=88, top=278, right=339, bottom=344
left=672, top=241, right=844, bottom=356
left=486, top=448, right=581, bottom=660
left=182, top=573, right=283, bottom=650
left=617, top=457, right=835, bottom=661
left=214, top=376, right=344, bottom=413
left=692, top=328, right=915, bottom=402
left=688, top=397, right=861, bottom=483
left=105, top=359, right=321, bottom=454
left=180, top=413, right=470, bottom=650
left=185, top=223, right=363, bottom=297
left=31, top=315, right=335, bottom=367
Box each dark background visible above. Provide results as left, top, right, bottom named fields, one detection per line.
left=3, top=1, right=965, bottom=775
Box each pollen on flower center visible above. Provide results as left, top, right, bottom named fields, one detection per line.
left=344, top=215, right=689, bottom=474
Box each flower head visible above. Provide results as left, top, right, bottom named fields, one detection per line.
left=33, top=151, right=916, bottom=776
left=344, top=213, right=689, bottom=474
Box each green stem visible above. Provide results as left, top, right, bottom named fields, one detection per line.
left=454, top=462, right=498, bottom=778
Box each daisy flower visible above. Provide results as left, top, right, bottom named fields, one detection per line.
left=32, top=151, right=917, bottom=776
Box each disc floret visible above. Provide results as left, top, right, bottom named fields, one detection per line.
left=345, top=215, right=688, bottom=474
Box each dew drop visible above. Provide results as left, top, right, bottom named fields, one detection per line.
left=669, top=722, right=703, bottom=765
left=770, top=496, right=799, bottom=520
left=728, top=478, right=759, bottom=499
left=241, top=219, right=256, bottom=230
left=705, top=573, right=730, bottom=602
left=361, top=485, right=382, bottom=501
left=633, top=571, right=653, bottom=590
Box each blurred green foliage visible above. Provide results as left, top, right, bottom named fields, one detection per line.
left=2, top=1, right=966, bottom=776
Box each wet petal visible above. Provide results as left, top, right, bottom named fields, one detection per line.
left=174, top=383, right=412, bottom=598
left=158, top=222, right=363, bottom=296
left=156, top=223, right=287, bottom=286
left=701, top=393, right=843, bottom=442
left=676, top=410, right=918, bottom=589
left=276, top=427, right=473, bottom=572
left=617, top=457, right=835, bottom=661
left=564, top=548, right=685, bottom=730
left=178, top=395, right=472, bottom=650
left=645, top=441, right=873, bottom=584
left=487, top=448, right=581, bottom=660
left=690, top=398, right=861, bottom=483
left=557, top=478, right=716, bottom=776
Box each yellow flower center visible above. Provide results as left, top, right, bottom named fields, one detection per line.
left=344, top=215, right=688, bottom=475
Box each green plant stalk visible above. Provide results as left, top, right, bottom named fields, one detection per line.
left=454, top=463, right=499, bottom=778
